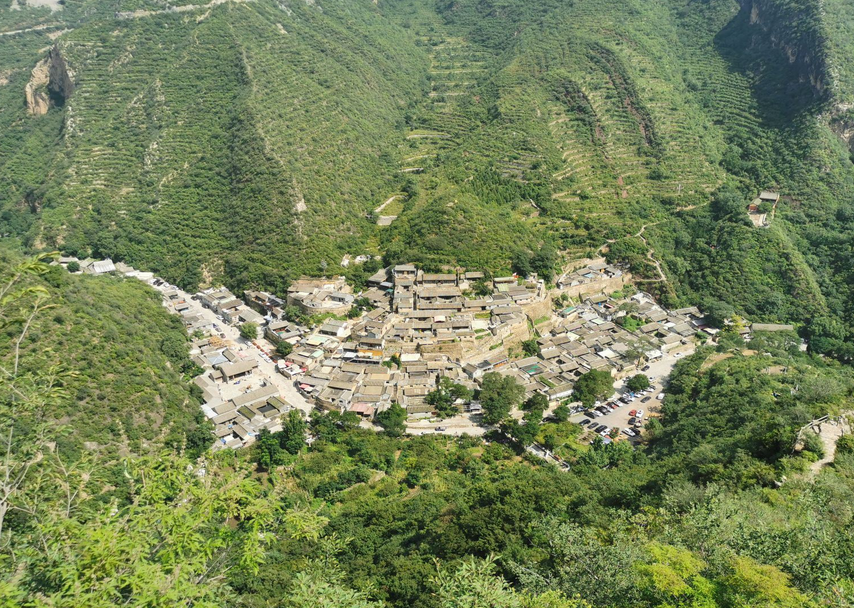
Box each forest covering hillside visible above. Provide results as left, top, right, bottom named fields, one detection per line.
left=0, top=246, right=209, bottom=455
left=2, top=0, right=854, bottom=347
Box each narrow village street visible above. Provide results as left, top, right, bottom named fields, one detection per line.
left=150, top=282, right=315, bottom=416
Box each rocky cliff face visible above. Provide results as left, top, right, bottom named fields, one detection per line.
left=24, top=45, right=73, bottom=116
left=24, top=58, right=50, bottom=115
left=739, top=0, right=832, bottom=100
left=48, top=45, right=74, bottom=106
left=829, top=103, right=854, bottom=158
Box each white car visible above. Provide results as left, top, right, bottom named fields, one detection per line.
left=657, top=393, right=665, bottom=400
left=622, top=428, right=636, bottom=437
left=636, top=409, right=645, bottom=419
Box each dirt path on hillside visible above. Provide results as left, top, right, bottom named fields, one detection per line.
left=595, top=221, right=666, bottom=282
left=115, top=0, right=253, bottom=19
left=374, top=195, right=400, bottom=214
left=0, top=23, right=59, bottom=36
left=807, top=415, right=851, bottom=478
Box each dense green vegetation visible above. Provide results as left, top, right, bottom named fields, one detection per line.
left=4, top=0, right=854, bottom=602
left=0, top=248, right=207, bottom=456
left=2, top=253, right=854, bottom=605
left=3, top=0, right=854, bottom=351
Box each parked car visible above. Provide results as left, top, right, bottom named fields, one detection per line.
left=636, top=409, right=645, bottom=419
left=629, top=417, right=637, bottom=425
left=585, top=411, right=597, bottom=419
left=641, top=396, right=652, bottom=403
left=657, top=393, right=665, bottom=400
left=641, top=365, right=650, bottom=371
left=436, top=426, right=447, bottom=432
left=579, top=419, right=591, bottom=427
left=595, top=425, right=607, bottom=434
left=622, top=428, right=636, bottom=437
left=599, top=427, right=611, bottom=437
left=608, top=403, right=619, bottom=410
left=629, top=409, right=637, bottom=417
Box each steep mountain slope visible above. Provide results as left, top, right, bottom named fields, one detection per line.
left=1, top=0, right=854, bottom=341
left=2, top=0, right=429, bottom=291
left=0, top=248, right=207, bottom=456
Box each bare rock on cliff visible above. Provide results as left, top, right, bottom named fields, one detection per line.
left=24, top=45, right=74, bottom=116
left=48, top=44, right=74, bottom=106
left=24, top=58, right=50, bottom=115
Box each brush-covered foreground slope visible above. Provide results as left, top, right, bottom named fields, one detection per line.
left=2, top=0, right=854, bottom=341
left=0, top=248, right=207, bottom=456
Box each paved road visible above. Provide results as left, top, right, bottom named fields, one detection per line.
left=151, top=282, right=314, bottom=416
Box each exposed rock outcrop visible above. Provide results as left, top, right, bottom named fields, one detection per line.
left=24, top=58, right=50, bottom=115
left=24, top=45, right=74, bottom=116
left=829, top=103, right=854, bottom=158
left=48, top=44, right=74, bottom=106
left=738, top=0, right=832, bottom=100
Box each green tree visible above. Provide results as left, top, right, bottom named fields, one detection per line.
left=427, top=377, right=472, bottom=418
left=279, top=410, right=307, bottom=454
left=553, top=403, right=570, bottom=422
left=634, top=543, right=715, bottom=607
left=626, top=374, right=650, bottom=393
left=66, top=261, right=80, bottom=273
left=711, top=185, right=747, bottom=220
left=240, top=322, right=259, bottom=340
left=472, top=279, right=492, bottom=297
left=523, top=394, right=548, bottom=427
left=10, top=453, right=278, bottom=606
left=276, top=341, right=294, bottom=358
left=435, top=556, right=589, bottom=608
left=501, top=419, right=538, bottom=447
left=376, top=402, right=407, bottom=437
left=284, top=306, right=308, bottom=325
left=255, top=428, right=286, bottom=470
left=522, top=339, right=541, bottom=357
left=480, top=373, right=525, bottom=425
left=720, top=556, right=814, bottom=607
left=523, top=393, right=548, bottom=413
left=702, top=299, right=735, bottom=329
left=572, top=370, right=614, bottom=407
left=310, top=410, right=361, bottom=443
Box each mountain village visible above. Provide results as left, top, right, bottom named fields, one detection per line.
left=56, top=256, right=795, bottom=451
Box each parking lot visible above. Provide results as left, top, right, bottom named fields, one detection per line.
left=570, top=386, right=661, bottom=442
left=565, top=350, right=690, bottom=443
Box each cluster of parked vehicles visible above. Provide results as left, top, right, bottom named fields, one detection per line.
left=577, top=382, right=660, bottom=441
left=578, top=420, right=613, bottom=438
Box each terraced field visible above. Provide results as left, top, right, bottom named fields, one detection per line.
left=2, top=0, right=854, bottom=327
